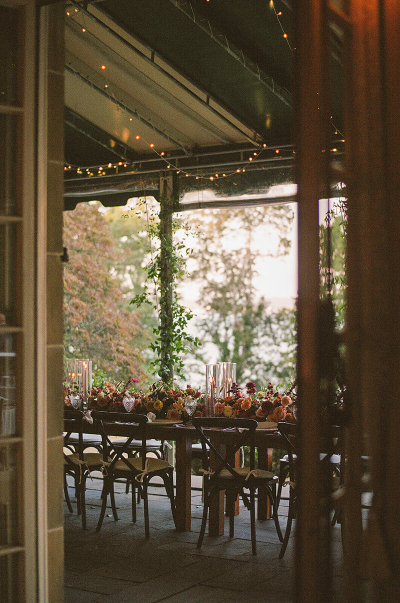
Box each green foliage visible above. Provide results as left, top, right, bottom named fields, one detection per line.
left=63, top=202, right=148, bottom=384
left=320, top=198, right=347, bottom=328
left=129, top=200, right=200, bottom=383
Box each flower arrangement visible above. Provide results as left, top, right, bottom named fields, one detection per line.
left=213, top=381, right=297, bottom=423
left=64, top=372, right=297, bottom=423
left=132, top=382, right=204, bottom=420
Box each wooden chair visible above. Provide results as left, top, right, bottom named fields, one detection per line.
left=64, top=408, right=104, bottom=529
left=92, top=411, right=176, bottom=538
left=193, top=416, right=283, bottom=555
left=277, top=421, right=345, bottom=558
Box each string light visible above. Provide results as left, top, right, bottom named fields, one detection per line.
left=64, top=15, right=345, bottom=184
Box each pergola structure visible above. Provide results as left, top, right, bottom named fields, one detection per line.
left=63, top=0, right=344, bottom=210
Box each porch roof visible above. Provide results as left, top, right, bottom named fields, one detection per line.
left=64, top=0, right=343, bottom=208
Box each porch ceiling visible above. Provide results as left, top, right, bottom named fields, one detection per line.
left=64, top=0, right=343, bottom=207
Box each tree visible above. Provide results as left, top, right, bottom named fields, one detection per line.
left=63, top=202, right=148, bottom=384
left=184, top=204, right=296, bottom=387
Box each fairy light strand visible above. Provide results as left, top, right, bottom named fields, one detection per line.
left=64, top=6, right=344, bottom=181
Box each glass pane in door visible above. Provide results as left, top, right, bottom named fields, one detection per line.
left=0, top=115, right=18, bottom=216
left=0, top=6, right=20, bottom=107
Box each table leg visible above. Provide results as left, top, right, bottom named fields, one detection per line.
left=174, top=433, right=192, bottom=531
left=257, top=446, right=272, bottom=519
left=209, top=431, right=225, bottom=536
left=225, top=448, right=240, bottom=517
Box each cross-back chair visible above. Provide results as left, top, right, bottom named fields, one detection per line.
left=277, top=420, right=345, bottom=558
left=64, top=408, right=104, bottom=529
left=91, top=411, right=176, bottom=538
left=193, top=416, right=282, bottom=555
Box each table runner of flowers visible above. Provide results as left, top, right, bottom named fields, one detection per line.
left=64, top=377, right=297, bottom=423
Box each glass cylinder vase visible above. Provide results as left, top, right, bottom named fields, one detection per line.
left=205, top=363, right=220, bottom=416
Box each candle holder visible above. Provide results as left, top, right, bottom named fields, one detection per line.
left=205, top=364, right=221, bottom=417
left=217, top=362, right=237, bottom=398
left=65, top=359, right=92, bottom=410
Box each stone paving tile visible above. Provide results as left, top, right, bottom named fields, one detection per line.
left=65, top=570, right=134, bottom=595
left=65, top=475, right=344, bottom=603
left=87, top=558, right=244, bottom=603
left=65, top=587, right=106, bottom=603
left=203, top=561, right=289, bottom=591
left=150, top=584, right=238, bottom=603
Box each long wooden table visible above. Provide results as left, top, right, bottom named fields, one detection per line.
left=74, top=417, right=286, bottom=534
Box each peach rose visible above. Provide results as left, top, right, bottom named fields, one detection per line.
left=256, top=407, right=267, bottom=418
left=241, top=397, right=252, bottom=411
left=281, top=395, right=292, bottom=407
left=272, top=406, right=287, bottom=421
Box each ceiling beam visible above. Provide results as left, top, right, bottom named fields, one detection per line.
left=78, top=0, right=265, bottom=144
left=168, top=0, right=292, bottom=109
left=65, top=64, right=192, bottom=154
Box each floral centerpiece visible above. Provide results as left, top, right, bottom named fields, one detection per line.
left=213, top=381, right=297, bottom=423
left=133, top=382, right=204, bottom=421
left=82, top=379, right=204, bottom=421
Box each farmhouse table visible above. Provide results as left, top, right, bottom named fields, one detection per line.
left=73, top=417, right=286, bottom=534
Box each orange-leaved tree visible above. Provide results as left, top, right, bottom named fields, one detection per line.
left=63, top=202, right=148, bottom=384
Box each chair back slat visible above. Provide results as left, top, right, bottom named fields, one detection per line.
left=192, top=417, right=257, bottom=480
left=64, top=408, right=86, bottom=461
left=91, top=411, right=148, bottom=471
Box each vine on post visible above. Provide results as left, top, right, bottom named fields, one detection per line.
left=130, top=192, right=200, bottom=384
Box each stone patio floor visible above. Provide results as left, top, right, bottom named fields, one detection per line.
left=64, top=475, right=344, bottom=603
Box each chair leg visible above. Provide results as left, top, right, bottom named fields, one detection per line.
left=110, top=481, right=118, bottom=521
left=227, top=490, right=235, bottom=538
left=277, top=463, right=289, bottom=507
left=197, top=498, right=209, bottom=549
left=64, top=472, right=73, bottom=513
left=131, top=482, right=137, bottom=523
left=142, top=479, right=150, bottom=539
left=250, top=486, right=257, bottom=555
left=279, top=490, right=295, bottom=559
left=75, top=473, right=81, bottom=515
left=270, top=484, right=283, bottom=542
left=79, top=474, right=87, bottom=530
left=162, top=470, right=176, bottom=527
left=96, top=480, right=109, bottom=532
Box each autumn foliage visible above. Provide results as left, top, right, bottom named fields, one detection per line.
left=63, top=202, right=148, bottom=383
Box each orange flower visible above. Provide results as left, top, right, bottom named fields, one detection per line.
left=223, top=405, right=233, bottom=417
left=153, top=399, right=163, bottom=412
left=167, top=408, right=180, bottom=420
left=214, top=402, right=225, bottom=415
left=241, top=397, right=252, bottom=411
left=285, top=412, right=296, bottom=423
left=146, top=400, right=154, bottom=411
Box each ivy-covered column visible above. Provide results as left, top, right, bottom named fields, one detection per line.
left=159, top=173, right=178, bottom=383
